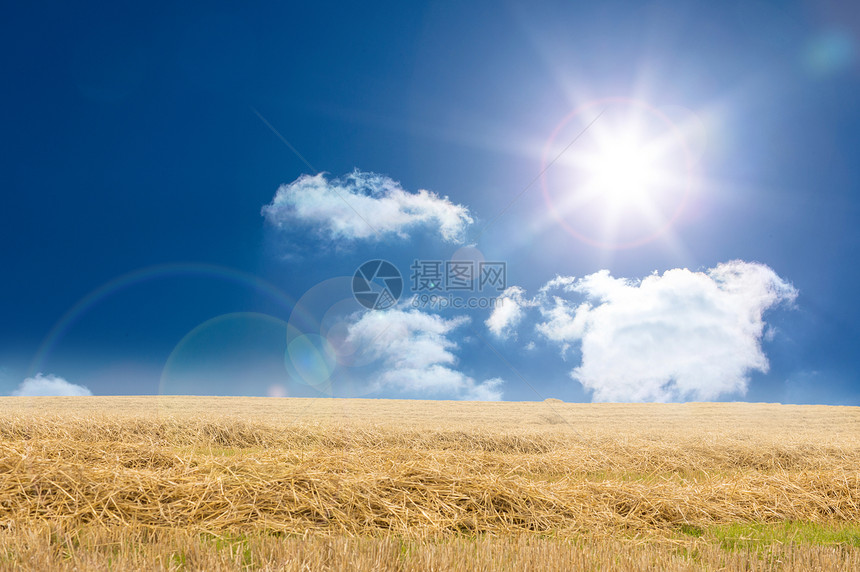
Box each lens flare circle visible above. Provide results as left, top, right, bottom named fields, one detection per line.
left=159, top=312, right=290, bottom=397
left=284, top=330, right=337, bottom=391
left=29, top=263, right=298, bottom=379
left=541, top=97, right=694, bottom=249
left=286, top=276, right=382, bottom=396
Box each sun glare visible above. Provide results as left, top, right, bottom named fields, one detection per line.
left=588, top=136, right=662, bottom=208
left=541, top=98, right=694, bottom=249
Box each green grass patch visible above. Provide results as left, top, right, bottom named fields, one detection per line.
left=168, top=551, right=186, bottom=569
left=199, top=532, right=254, bottom=567
left=678, top=524, right=704, bottom=537
left=710, top=521, right=860, bottom=551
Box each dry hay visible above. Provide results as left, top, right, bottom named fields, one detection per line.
left=0, top=397, right=858, bottom=539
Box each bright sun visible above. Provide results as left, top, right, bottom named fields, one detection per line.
left=587, top=136, right=662, bottom=208
left=541, top=99, right=693, bottom=249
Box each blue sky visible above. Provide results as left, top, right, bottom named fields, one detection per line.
left=1, top=1, right=858, bottom=403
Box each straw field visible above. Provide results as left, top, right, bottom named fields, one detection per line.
left=0, top=397, right=858, bottom=570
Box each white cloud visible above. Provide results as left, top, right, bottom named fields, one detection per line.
left=12, top=373, right=92, bottom=396
left=462, top=377, right=505, bottom=401
left=485, top=286, right=534, bottom=339
left=346, top=308, right=503, bottom=400
left=262, top=171, right=473, bottom=243
left=530, top=261, right=797, bottom=402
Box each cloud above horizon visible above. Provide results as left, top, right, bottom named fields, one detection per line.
left=12, top=373, right=93, bottom=396
left=346, top=308, right=503, bottom=400
left=485, top=286, right=534, bottom=338
left=488, top=261, right=797, bottom=402
left=262, top=171, right=473, bottom=243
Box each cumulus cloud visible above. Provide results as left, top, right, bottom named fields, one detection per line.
left=346, top=308, right=503, bottom=400
left=532, top=261, right=797, bottom=402
left=262, top=171, right=473, bottom=243
left=485, top=286, right=534, bottom=339
left=488, top=261, right=796, bottom=402
left=12, top=373, right=92, bottom=396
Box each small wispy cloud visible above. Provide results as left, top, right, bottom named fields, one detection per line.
left=12, top=373, right=93, bottom=396
left=262, top=170, right=474, bottom=244
left=346, top=308, right=503, bottom=400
